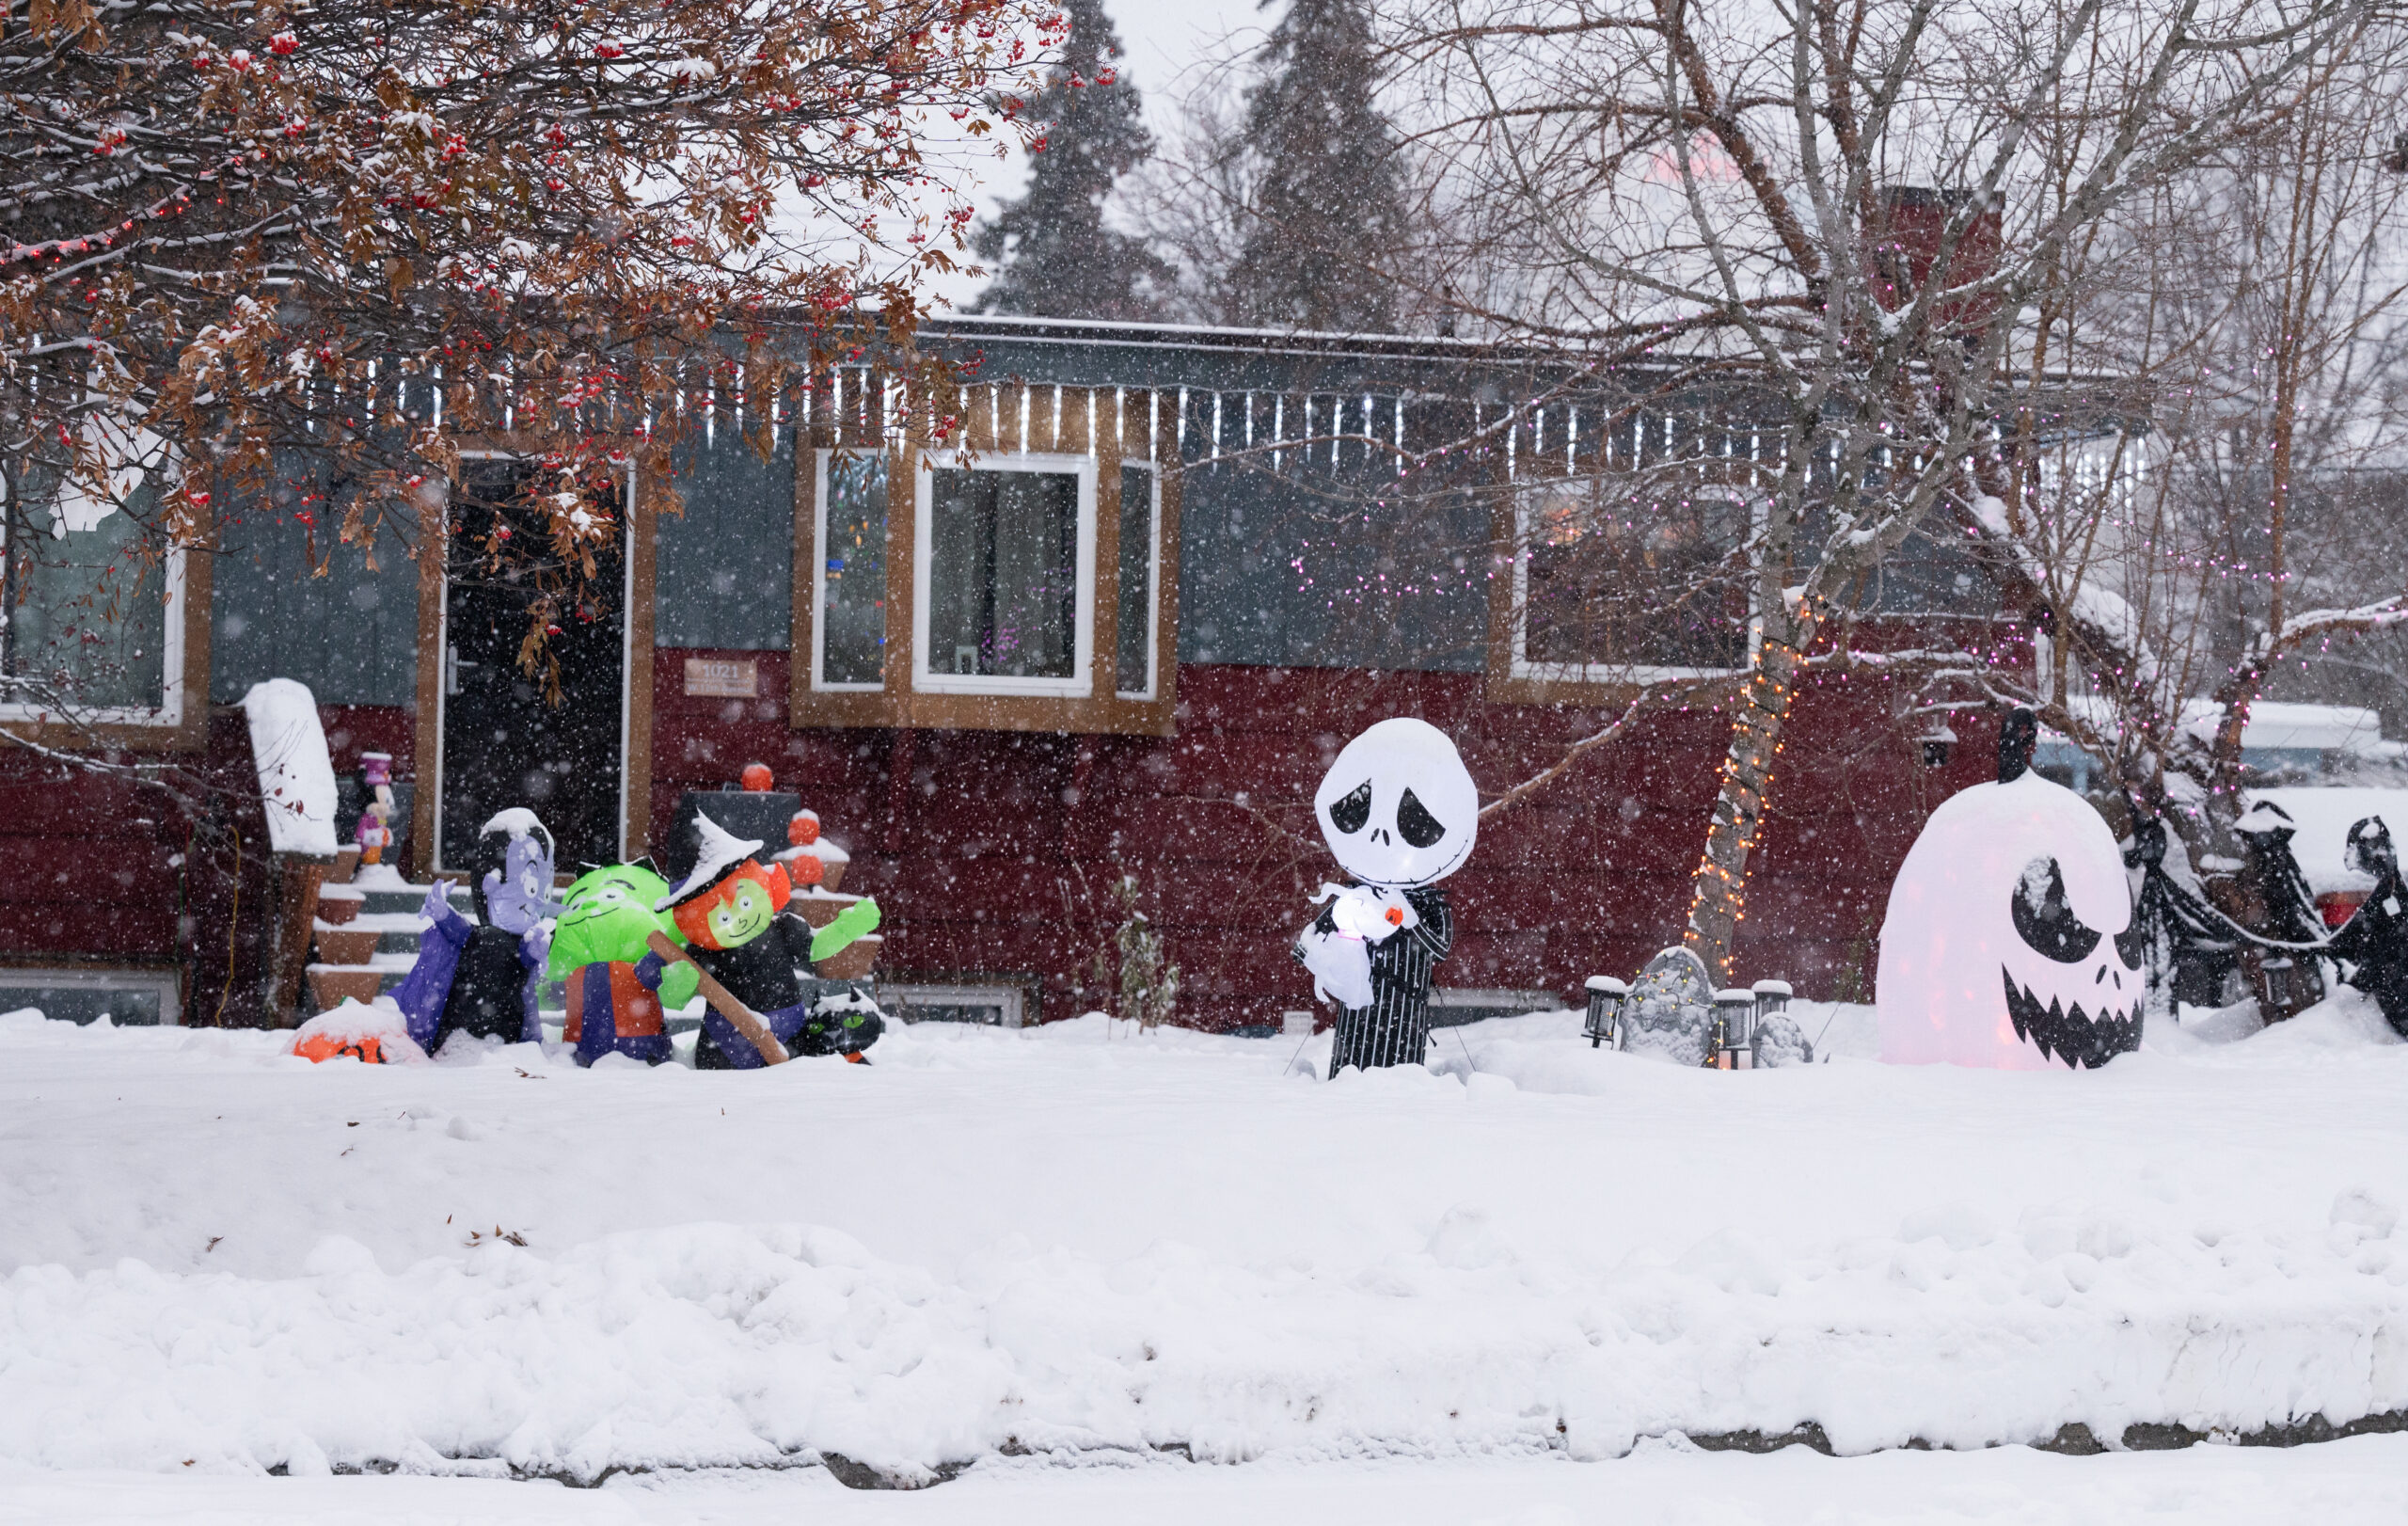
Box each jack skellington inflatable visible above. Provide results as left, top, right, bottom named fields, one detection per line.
left=1291, top=718, right=1478, bottom=1075
left=1877, top=709, right=2145, bottom=1071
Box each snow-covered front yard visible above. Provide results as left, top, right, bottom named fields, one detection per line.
left=4, top=996, right=2407, bottom=1518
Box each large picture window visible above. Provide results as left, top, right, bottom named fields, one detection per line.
left=1, top=432, right=185, bottom=725
left=912, top=454, right=1094, bottom=696
left=790, top=383, right=1178, bottom=736
left=1509, top=476, right=1753, bottom=684
left=813, top=452, right=889, bottom=689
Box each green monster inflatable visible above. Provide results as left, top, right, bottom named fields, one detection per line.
left=547, top=862, right=701, bottom=1066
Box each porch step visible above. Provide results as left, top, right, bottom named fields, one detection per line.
left=313, top=910, right=455, bottom=960
left=341, top=869, right=477, bottom=919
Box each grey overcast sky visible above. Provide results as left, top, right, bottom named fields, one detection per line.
left=929, top=0, right=1272, bottom=308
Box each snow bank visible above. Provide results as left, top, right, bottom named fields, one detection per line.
left=240, top=679, right=339, bottom=858
left=3, top=1004, right=2406, bottom=1480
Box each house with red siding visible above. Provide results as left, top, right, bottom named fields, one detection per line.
left=0, top=316, right=2024, bottom=1031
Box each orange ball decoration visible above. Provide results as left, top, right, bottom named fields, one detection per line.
left=739, top=762, right=774, bottom=792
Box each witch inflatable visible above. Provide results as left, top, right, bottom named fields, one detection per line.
left=636, top=813, right=886, bottom=1069
left=1291, top=718, right=1477, bottom=1076
left=545, top=860, right=702, bottom=1066
left=1877, top=708, right=2144, bottom=1070
left=390, top=809, right=562, bottom=1053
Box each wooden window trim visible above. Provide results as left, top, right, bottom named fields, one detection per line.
left=790, top=384, right=1180, bottom=738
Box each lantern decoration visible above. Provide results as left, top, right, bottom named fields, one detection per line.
left=1582, top=976, right=1628, bottom=1049
left=1714, top=988, right=1757, bottom=1069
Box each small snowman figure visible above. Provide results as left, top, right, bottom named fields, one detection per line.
left=1291, top=718, right=1480, bottom=1075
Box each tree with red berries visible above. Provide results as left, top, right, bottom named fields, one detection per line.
left=1, top=0, right=1057, bottom=713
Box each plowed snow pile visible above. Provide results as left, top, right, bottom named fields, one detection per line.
left=2, top=997, right=2404, bottom=1482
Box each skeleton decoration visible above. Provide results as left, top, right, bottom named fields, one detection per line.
left=1291, top=718, right=1474, bottom=1074
left=1877, top=709, right=2144, bottom=1071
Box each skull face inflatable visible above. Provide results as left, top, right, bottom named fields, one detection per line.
left=1313, top=718, right=1480, bottom=888
left=1877, top=771, right=2144, bottom=1070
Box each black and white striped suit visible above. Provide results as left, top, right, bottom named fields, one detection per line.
left=1311, top=883, right=1452, bottom=1076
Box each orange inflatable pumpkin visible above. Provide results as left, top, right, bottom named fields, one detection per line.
left=294, top=1031, right=390, bottom=1064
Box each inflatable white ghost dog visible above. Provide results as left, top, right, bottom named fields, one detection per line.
left=1293, top=719, right=1476, bottom=1069
left=1877, top=710, right=2144, bottom=1071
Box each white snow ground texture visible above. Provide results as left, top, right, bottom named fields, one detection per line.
left=3, top=995, right=2406, bottom=1485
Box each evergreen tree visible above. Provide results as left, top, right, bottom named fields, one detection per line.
left=972, top=0, right=1170, bottom=320
left=1226, top=0, right=1410, bottom=332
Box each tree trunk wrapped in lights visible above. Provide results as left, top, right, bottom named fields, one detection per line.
left=1686, top=610, right=1819, bottom=983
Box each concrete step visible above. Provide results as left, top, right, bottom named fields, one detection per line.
left=337, top=866, right=477, bottom=917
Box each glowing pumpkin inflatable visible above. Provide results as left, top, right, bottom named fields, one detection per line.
left=1877, top=709, right=2144, bottom=1071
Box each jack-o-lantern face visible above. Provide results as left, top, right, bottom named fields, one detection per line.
left=1313, top=718, right=1480, bottom=888
left=1878, top=771, right=2144, bottom=1071
left=2001, top=854, right=2146, bottom=1069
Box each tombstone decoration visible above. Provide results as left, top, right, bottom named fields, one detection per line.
left=636, top=812, right=885, bottom=1069
left=390, top=809, right=562, bottom=1053
left=1619, top=946, right=1719, bottom=1066
left=1750, top=980, right=1813, bottom=1067
left=1291, top=718, right=1475, bottom=1076
left=546, top=859, right=702, bottom=1066
left=2326, top=816, right=2408, bottom=1039
left=2233, top=799, right=2329, bottom=1021
left=1877, top=707, right=2145, bottom=1071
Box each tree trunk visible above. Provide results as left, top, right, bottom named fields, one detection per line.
left=1684, top=607, right=1821, bottom=984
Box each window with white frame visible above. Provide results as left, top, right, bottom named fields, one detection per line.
left=913, top=453, right=1095, bottom=695
left=1115, top=463, right=1161, bottom=699
left=1, top=423, right=184, bottom=723
left=811, top=451, right=889, bottom=690
left=1511, top=475, right=1754, bottom=683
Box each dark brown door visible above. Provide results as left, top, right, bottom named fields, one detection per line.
left=438, top=461, right=625, bottom=873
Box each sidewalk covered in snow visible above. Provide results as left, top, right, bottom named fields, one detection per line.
left=4, top=998, right=2405, bottom=1496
